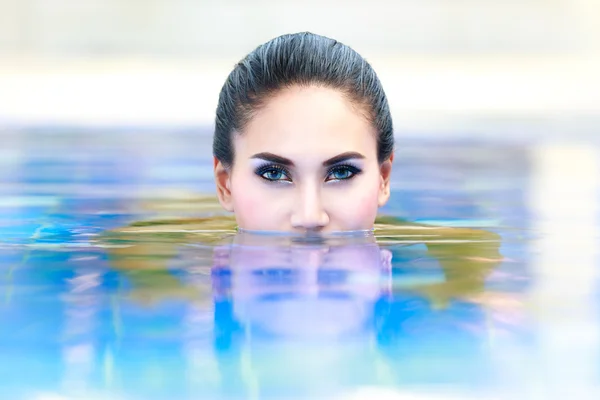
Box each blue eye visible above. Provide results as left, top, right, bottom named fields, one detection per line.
left=326, top=165, right=361, bottom=182
left=256, top=165, right=292, bottom=182
left=264, top=169, right=284, bottom=180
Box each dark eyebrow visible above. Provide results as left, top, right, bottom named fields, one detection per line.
left=250, top=151, right=365, bottom=168
left=323, top=152, right=365, bottom=167
left=251, top=152, right=294, bottom=166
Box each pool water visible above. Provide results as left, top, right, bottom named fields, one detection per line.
left=1, top=128, right=599, bottom=399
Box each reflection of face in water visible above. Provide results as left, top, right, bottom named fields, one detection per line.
left=213, top=232, right=392, bottom=339
left=101, top=224, right=508, bottom=396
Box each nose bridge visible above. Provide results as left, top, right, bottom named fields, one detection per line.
left=293, top=180, right=328, bottom=229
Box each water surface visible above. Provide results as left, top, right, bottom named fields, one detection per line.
left=1, top=128, right=598, bottom=399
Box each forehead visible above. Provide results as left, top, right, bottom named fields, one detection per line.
left=236, top=85, right=377, bottom=158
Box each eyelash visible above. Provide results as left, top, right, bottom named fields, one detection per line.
left=255, top=164, right=362, bottom=183
left=255, top=164, right=292, bottom=183
left=326, top=164, right=362, bottom=182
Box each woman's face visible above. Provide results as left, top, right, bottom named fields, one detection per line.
left=214, top=85, right=393, bottom=233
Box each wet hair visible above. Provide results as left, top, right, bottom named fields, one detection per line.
left=213, top=32, right=394, bottom=167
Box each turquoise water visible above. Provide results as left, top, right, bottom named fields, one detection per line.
left=1, top=129, right=598, bottom=399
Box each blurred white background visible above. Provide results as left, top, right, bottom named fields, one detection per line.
left=0, top=0, right=599, bottom=139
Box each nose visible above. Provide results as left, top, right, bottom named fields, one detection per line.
left=290, top=184, right=329, bottom=232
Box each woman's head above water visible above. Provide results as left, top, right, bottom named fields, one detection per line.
left=213, top=32, right=394, bottom=233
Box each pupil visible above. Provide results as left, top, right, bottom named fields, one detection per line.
left=335, top=169, right=349, bottom=179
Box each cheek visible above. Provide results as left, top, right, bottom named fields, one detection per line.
left=327, top=180, right=381, bottom=229
left=230, top=176, right=288, bottom=230
left=230, top=180, right=262, bottom=228
left=354, top=191, right=381, bottom=224
left=232, top=194, right=260, bottom=227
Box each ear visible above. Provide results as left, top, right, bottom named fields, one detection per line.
left=214, top=157, right=234, bottom=212
left=377, top=153, right=394, bottom=207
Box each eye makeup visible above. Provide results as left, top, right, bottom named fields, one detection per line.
left=254, top=163, right=293, bottom=183
left=250, top=155, right=364, bottom=184
left=325, top=163, right=363, bottom=182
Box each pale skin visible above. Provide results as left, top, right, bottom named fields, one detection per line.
left=214, top=84, right=394, bottom=233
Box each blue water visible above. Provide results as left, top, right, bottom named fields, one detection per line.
left=1, top=129, right=599, bottom=399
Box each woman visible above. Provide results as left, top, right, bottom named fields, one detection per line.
left=103, top=33, right=504, bottom=308
left=42, top=32, right=516, bottom=399
left=212, top=32, right=394, bottom=233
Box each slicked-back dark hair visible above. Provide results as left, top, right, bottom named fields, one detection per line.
left=213, top=32, right=394, bottom=167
